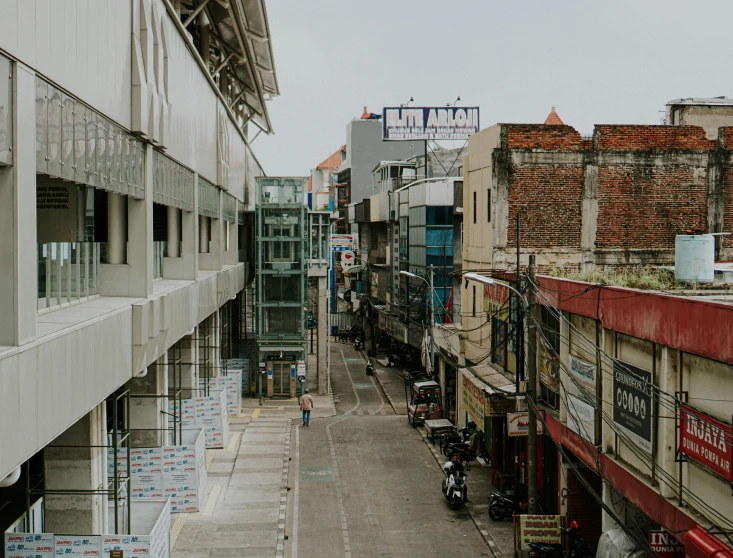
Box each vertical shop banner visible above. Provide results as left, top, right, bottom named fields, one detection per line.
left=567, top=355, right=597, bottom=444
left=613, top=361, right=653, bottom=453
left=539, top=338, right=560, bottom=393
left=679, top=404, right=733, bottom=481
left=460, top=370, right=486, bottom=425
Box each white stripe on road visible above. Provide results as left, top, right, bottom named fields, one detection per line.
left=292, top=425, right=300, bottom=558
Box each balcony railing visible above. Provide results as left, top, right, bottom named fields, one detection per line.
left=38, top=242, right=101, bottom=312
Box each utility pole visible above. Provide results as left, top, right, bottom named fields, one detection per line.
left=527, top=254, right=538, bottom=513
left=429, top=264, right=435, bottom=375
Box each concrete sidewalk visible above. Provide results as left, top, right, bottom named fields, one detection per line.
left=373, top=358, right=408, bottom=415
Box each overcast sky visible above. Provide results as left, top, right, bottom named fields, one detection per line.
left=254, top=0, right=733, bottom=176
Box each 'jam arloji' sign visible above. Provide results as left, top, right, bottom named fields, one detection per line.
left=679, top=404, right=733, bottom=481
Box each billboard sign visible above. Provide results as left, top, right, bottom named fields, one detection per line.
left=680, top=404, right=733, bottom=481
left=383, top=106, right=480, bottom=140
left=507, top=411, right=543, bottom=437
left=613, top=361, right=653, bottom=453
left=461, top=370, right=486, bottom=426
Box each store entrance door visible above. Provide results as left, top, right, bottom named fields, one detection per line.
left=272, top=361, right=291, bottom=396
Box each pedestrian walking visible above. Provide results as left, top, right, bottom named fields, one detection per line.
left=300, top=389, right=314, bottom=427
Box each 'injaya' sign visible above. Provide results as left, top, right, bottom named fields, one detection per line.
left=679, top=404, right=732, bottom=481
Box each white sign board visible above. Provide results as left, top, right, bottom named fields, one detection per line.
left=383, top=106, right=480, bottom=140
left=567, top=394, right=596, bottom=443
left=507, top=411, right=543, bottom=437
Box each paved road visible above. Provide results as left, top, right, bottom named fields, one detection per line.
left=286, top=343, right=492, bottom=558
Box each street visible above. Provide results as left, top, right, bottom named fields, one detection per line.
left=286, top=343, right=492, bottom=558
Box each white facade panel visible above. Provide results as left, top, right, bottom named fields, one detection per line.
left=163, top=12, right=217, bottom=184
left=0, top=308, right=133, bottom=478
left=0, top=0, right=132, bottom=128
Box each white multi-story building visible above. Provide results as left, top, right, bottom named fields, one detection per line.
left=0, top=0, right=278, bottom=538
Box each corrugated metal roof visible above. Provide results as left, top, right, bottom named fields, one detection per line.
left=667, top=97, right=733, bottom=107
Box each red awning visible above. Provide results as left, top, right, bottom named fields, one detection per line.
left=685, top=527, right=733, bottom=558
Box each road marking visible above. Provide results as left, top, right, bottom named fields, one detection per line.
left=252, top=408, right=260, bottom=418
left=169, top=514, right=187, bottom=548
left=226, top=431, right=241, bottom=452
left=292, top=425, right=300, bottom=558
left=203, top=484, right=221, bottom=516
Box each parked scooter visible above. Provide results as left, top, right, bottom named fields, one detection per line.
left=354, top=337, right=363, bottom=351
left=441, top=458, right=468, bottom=509
left=365, top=359, right=375, bottom=376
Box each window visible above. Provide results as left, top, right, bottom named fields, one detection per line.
left=487, top=189, right=491, bottom=222
left=473, top=191, right=477, bottom=224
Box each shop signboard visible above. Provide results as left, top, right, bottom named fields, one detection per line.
left=539, top=338, right=560, bottom=393
left=507, top=411, right=543, bottom=437
left=567, top=394, right=596, bottom=443
left=383, top=106, right=480, bottom=140
left=568, top=355, right=596, bottom=398
left=515, top=515, right=563, bottom=552
left=54, top=536, right=102, bottom=557
left=4, top=533, right=55, bottom=558
left=483, top=282, right=510, bottom=319
left=613, top=360, right=653, bottom=454
left=461, top=370, right=486, bottom=426
left=649, top=530, right=685, bottom=558
left=485, top=397, right=515, bottom=417
left=679, top=404, right=733, bottom=482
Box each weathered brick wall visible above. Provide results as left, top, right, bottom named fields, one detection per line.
left=506, top=164, right=584, bottom=248
left=503, top=124, right=585, bottom=150
left=595, top=125, right=716, bottom=151
left=596, top=164, right=709, bottom=249
left=492, top=123, right=724, bottom=265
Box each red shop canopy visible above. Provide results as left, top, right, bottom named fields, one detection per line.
left=686, top=527, right=733, bottom=558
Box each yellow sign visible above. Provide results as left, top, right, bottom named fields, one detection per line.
left=461, top=370, right=485, bottom=425
left=516, top=514, right=563, bottom=551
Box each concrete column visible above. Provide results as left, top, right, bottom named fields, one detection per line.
left=127, top=144, right=154, bottom=296
left=317, top=276, right=328, bottom=394
left=211, top=311, right=221, bottom=377
left=224, top=217, right=240, bottom=265
left=658, top=346, right=679, bottom=498
left=601, top=480, right=622, bottom=532
left=126, top=355, right=167, bottom=447
left=199, top=216, right=209, bottom=253
left=167, top=206, right=180, bottom=258
left=101, top=144, right=153, bottom=297
left=0, top=63, right=37, bottom=346
left=107, top=193, right=128, bottom=265
left=200, top=193, right=223, bottom=269
left=44, top=403, right=108, bottom=534
left=163, top=177, right=197, bottom=280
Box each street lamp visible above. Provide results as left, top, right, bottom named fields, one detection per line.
left=400, top=267, right=435, bottom=373
left=463, top=273, right=526, bottom=303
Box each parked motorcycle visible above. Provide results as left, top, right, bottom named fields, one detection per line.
left=441, top=460, right=468, bottom=509
left=526, top=522, right=590, bottom=558
left=488, top=483, right=528, bottom=521
left=354, top=337, right=363, bottom=350
left=365, top=359, right=375, bottom=376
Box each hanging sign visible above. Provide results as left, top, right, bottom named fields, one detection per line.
left=539, top=338, right=560, bottom=394
left=679, top=404, right=733, bottom=481
left=383, top=107, right=480, bottom=140
left=341, top=250, right=355, bottom=269
left=612, top=361, right=653, bottom=454
left=568, top=355, right=596, bottom=398
left=567, top=394, right=596, bottom=443
left=297, top=360, right=306, bottom=377
left=507, top=411, right=543, bottom=437
left=460, top=370, right=486, bottom=425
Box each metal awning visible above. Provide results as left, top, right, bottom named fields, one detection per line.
left=186, top=0, right=279, bottom=134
